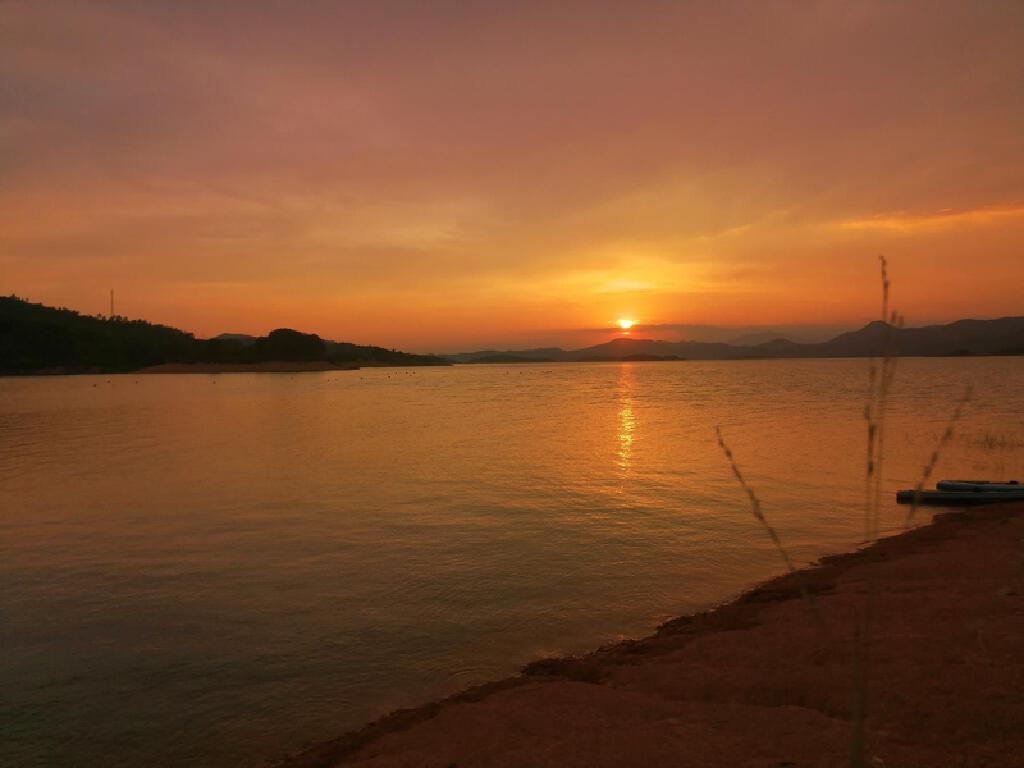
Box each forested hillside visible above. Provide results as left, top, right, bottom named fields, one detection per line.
left=0, top=296, right=450, bottom=374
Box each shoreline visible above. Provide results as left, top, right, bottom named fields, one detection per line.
left=4, top=354, right=1018, bottom=378
left=138, top=362, right=361, bottom=374
left=448, top=352, right=1024, bottom=365
left=1, top=361, right=363, bottom=376
left=275, top=503, right=1024, bottom=767
left=1, top=360, right=462, bottom=377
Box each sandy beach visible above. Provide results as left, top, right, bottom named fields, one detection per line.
left=278, top=503, right=1024, bottom=768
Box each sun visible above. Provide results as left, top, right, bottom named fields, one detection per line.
left=617, top=318, right=635, bottom=330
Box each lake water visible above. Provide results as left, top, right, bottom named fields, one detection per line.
left=3, top=358, right=1022, bottom=767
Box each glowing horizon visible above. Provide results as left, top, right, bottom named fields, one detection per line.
left=2, top=2, right=1023, bottom=351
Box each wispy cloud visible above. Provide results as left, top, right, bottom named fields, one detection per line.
left=839, top=204, right=1024, bottom=232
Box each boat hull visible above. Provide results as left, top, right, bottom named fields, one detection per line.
left=896, top=489, right=1024, bottom=505
left=936, top=480, right=1021, bottom=492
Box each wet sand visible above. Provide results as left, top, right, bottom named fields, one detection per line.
left=277, top=503, right=1024, bottom=768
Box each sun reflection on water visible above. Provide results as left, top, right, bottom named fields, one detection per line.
left=617, top=364, right=636, bottom=475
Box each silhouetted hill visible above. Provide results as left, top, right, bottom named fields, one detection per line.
left=468, top=354, right=555, bottom=364
left=446, top=347, right=564, bottom=363
left=575, top=351, right=685, bottom=362
left=564, top=337, right=735, bottom=361
left=6, top=296, right=1018, bottom=374
left=811, top=317, right=1024, bottom=356
left=452, top=316, right=1024, bottom=363
left=0, top=295, right=197, bottom=373
left=0, top=296, right=451, bottom=374
left=323, top=340, right=450, bottom=367
left=214, top=333, right=257, bottom=346
left=726, top=331, right=795, bottom=346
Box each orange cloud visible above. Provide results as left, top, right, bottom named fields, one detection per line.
left=839, top=204, right=1024, bottom=233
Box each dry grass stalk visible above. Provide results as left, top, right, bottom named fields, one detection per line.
left=854, top=255, right=903, bottom=768
left=714, top=424, right=824, bottom=623
left=904, top=384, right=973, bottom=527
left=863, top=255, right=904, bottom=543
left=717, top=255, right=977, bottom=767
left=715, top=426, right=797, bottom=574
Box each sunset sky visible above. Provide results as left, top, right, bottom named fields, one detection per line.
left=3, top=1, right=1023, bottom=351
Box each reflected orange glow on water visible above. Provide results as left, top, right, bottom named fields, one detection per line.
left=1, top=358, right=1022, bottom=767
left=617, top=364, right=636, bottom=476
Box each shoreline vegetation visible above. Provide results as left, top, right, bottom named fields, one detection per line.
left=4, top=296, right=1023, bottom=376
left=275, top=503, right=1024, bottom=768
left=0, top=296, right=450, bottom=375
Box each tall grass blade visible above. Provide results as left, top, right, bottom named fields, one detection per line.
left=715, top=426, right=796, bottom=572
left=715, top=426, right=824, bottom=624
left=905, top=384, right=973, bottom=527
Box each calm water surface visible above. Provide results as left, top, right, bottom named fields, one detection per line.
left=2, top=358, right=1022, bottom=766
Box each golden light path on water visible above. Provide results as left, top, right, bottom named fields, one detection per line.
left=617, top=364, right=636, bottom=476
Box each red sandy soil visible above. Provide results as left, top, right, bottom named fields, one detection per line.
left=139, top=361, right=360, bottom=373
left=278, top=504, right=1024, bottom=768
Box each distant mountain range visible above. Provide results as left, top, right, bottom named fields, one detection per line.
left=559, top=323, right=853, bottom=346
left=449, top=317, right=1024, bottom=363
left=4, top=295, right=1022, bottom=375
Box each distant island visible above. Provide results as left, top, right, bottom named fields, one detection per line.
left=450, top=316, right=1024, bottom=363
left=0, top=296, right=450, bottom=375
